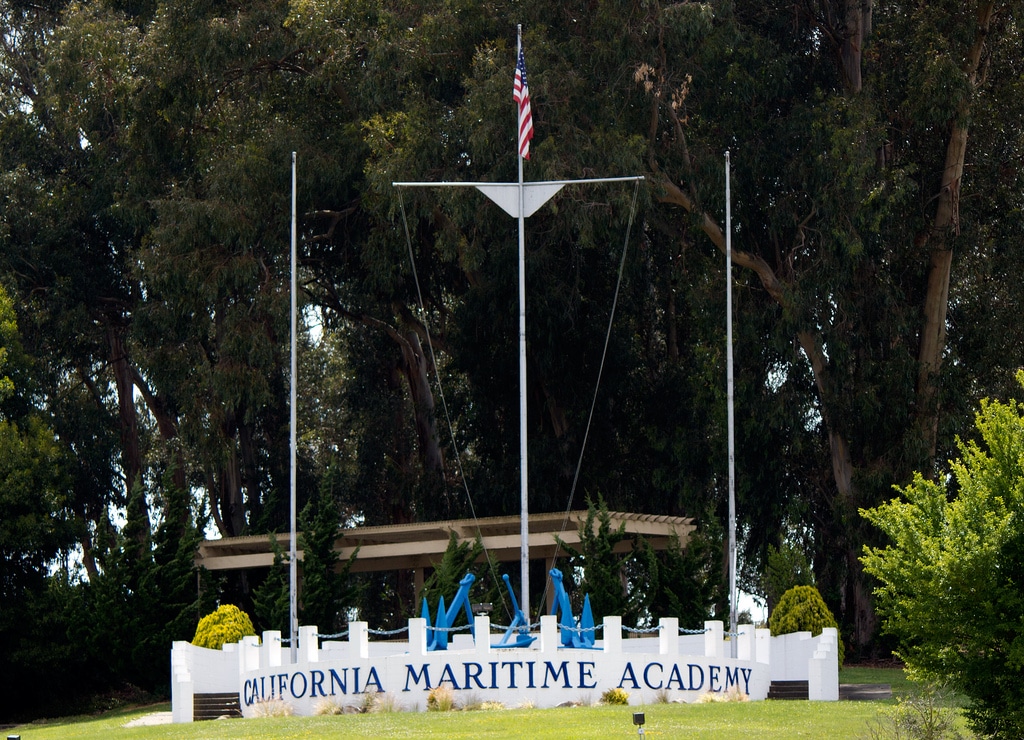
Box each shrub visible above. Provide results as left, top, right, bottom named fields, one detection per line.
left=426, top=684, right=456, bottom=711
left=313, top=697, right=344, bottom=715
left=601, top=687, right=630, bottom=705
left=191, top=604, right=256, bottom=650
left=251, top=697, right=294, bottom=717
left=768, top=585, right=844, bottom=666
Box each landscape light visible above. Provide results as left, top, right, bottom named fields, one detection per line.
left=633, top=712, right=645, bottom=736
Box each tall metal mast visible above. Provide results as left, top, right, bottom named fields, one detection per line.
left=726, top=151, right=738, bottom=654
left=289, top=152, right=299, bottom=662
left=516, top=25, right=530, bottom=623
left=394, top=25, right=642, bottom=622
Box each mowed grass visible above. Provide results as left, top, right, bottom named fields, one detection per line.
left=13, top=700, right=891, bottom=740
left=840, top=665, right=914, bottom=698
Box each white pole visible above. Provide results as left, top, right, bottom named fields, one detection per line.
left=290, top=152, right=299, bottom=663
left=516, top=24, right=530, bottom=623
left=725, top=151, right=737, bottom=656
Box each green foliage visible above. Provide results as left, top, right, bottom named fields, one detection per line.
left=769, top=585, right=844, bottom=666
left=299, top=491, right=360, bottom=633
left=559, top=495, right=719, bottom=628
left=764, top=541, right=815, bottom=614
left=648, top=527, right=722, bottom=630
left=252, top=535, right=290, bottom=633
left=600, top=687, right=631, bottom=705
left=865, top=683, right=967, bottom=740
left=419, top=531, right=498, bottom=627
left=192, top=605, right=256, bottom=651
left=862, top=376, right=1024, bottom=739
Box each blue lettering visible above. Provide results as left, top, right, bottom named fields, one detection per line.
left=709, top=665, right=721, bottom=692
left=725, top=667, right=740, bottom=691
left=260, top=676, right=266, bottom=699
left=489, top=662, right=499, bottom=689
left=277, top=673, right=288, bottom=698
left=329, top=668, right=348, bottom=695
left=438, top=663, right=461, bottom=689
left=643, top=662, right=664, bottom=690
left=242, top=679, right=252, bottom=706
left=353, top=667, right=361, bottom=693
left=619, top=662, right=640, bottom=690
left=578, top=661, right=597, bottom=690
left=311, top=670, right=326, bottom=697
left=542, top=661, right=571, bottom=689
left=502, top=661, right=523, bottom=688
left=740, top=667, right=752, bottom=694
left=404, top=664, right=432, bottom=692
left=364, top=666, right=383, bottom=694
left=527, top=661, right=536, bottom=689
left=688, top=664, right=704, bottom=691
left=290, top=672, right=308, bottom=698
left=464, top=663, right=486, bottom=690
left=666, top=664, right=686, bottom=690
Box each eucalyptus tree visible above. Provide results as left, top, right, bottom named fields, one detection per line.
left=628, top=0, right=1024, bottom=650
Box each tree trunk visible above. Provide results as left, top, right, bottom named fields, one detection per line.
left=399, top=330, right=443, bottom=474
left=107, top=324, right=145, bottom=525
left=840, top=0, right=873, bottom=94
left=915, top=1, right=995, bottom=465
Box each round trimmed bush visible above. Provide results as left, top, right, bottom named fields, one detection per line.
left=768, top=585, right=844, bottom=666
left=192, top=604, right=256, bottom=650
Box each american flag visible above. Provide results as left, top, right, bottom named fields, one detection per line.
left=513, top=45, right=533, bottom=160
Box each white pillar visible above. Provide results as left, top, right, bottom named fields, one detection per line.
left=299, top=625, right=319, bottom=663
left=349, top=621, right=370, bottom=660
left=603, top=616, right=622, bottom=654
left=474, top=615, right=492, bottom=656
left=659, top=618, right=679, bottom=655
left=539, top=614, right=558, bottom=654
left=704, top=621, right=723, bottom=658
left=408, top=618, right=428, bottom=657
left=262, top=630, right=282, bottom=667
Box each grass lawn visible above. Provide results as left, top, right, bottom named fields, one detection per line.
left=840, top=665, right=915, bottom=698
left=12, top=700, right=894, bottom=740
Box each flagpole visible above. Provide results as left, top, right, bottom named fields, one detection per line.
left=726, top=151, right=737, bottom=656
left=393, top=32, right=640, bottom=629
left=516, top=23, right=530, bottom=624
left=289, top=151, right=299, bottom=663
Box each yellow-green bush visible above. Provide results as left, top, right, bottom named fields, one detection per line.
left=191, top=604, right=256, bottom=650
left=600, top=687, right=630, bottom=705
left=769, top=585, right=844, bottom=665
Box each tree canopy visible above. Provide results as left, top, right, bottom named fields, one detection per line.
left=1, top=0, right=1023, bottom=718
left=862, top=373, right=1024, bottom=738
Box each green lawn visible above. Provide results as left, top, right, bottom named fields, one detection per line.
left=840, top=665, right=914, bottom=698
left=10, top=700, right=893, bottom=740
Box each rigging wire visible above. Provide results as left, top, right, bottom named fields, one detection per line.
left=539, top=178, right=643, bottom=617
left=397, top=190, right=512, bottom=621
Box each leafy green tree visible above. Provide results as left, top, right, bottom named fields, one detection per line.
left=192, top=604, right=256, bottom=651
left=649, top=527, right=723, bottom=631
left=252, top=535, right=290, bottom=633
left=862, top=375, right=1024, bottom=738
left=299, top=492, right=360, bottom=634
left=418, top=532, right=500, bottom=628
left=769, top=585, right=845, bottom=666
left=764, top=541, right=815, bottom=616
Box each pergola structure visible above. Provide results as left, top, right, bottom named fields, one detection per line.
left=195, top=510, right=693, bottom=610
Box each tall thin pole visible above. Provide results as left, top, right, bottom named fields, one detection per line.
left=289, top=152, right=299, bottom=663
left=516, top=24, right=530, bottom=623
left=725, top=151, right=737, bottom=656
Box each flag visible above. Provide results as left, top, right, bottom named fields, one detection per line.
left=513, top=44, right=534, bottom=160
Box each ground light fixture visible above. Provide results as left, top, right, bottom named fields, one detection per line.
left=633, top=711, right=645, bottom=737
